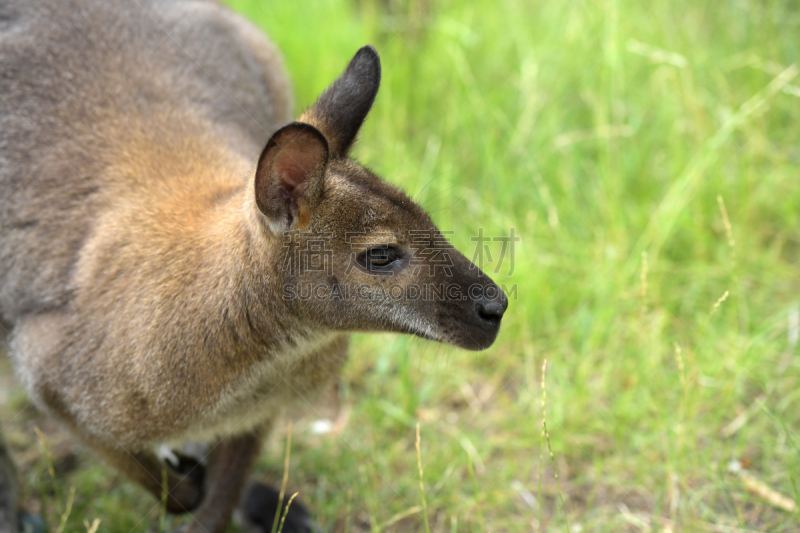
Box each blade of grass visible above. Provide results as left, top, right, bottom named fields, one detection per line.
left=277, top=492, right=299, bottom=533
left=542, top=360, right=570, bottom=533
left=467, top=453, right=485, bottom=532
left=416, top=423, right=431, bottom=533
left=271, top=421, right=293, bottom=533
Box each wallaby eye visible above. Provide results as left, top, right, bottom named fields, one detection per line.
left=360, top=246, right=401, bottom=271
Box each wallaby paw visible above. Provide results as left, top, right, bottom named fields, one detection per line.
left=168, top=452, right=206, bottom=492
left=234, top=480, right=318, bottom=533
left=162, top=450, right=206, bottom=514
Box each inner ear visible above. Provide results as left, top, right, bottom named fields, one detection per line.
left=254, top=123, right=329, bottom=231
left=272, top=142, right=324, bottom=195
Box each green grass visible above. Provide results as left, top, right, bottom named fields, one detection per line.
left=3, top=0, right=800, bottom=530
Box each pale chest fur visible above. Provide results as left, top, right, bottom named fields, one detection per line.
left=172, top=332, right=349, bottom=445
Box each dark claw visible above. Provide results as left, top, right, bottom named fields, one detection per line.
left=169, top=452, right=206, bottom=490
left=235, top=480, right=318, bottom=533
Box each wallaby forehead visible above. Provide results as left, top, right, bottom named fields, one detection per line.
left=324, top=161, right=431, bottom=234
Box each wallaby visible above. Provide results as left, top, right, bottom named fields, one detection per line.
left=0, top=0, right=508, bottom=531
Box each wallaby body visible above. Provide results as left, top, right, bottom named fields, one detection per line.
left=0, top=0, right=507, bottom=531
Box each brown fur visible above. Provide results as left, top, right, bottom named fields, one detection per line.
left=0, top=1, right=507, bottom=530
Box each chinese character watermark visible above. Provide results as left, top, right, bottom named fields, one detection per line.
left=470, top=227, right=519, bottom=275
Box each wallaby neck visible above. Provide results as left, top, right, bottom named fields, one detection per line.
left=185, top=166, right=315, bottom=360
left=81, top=125, right=313, bottom=363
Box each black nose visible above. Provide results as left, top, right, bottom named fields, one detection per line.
left=474, top=288, right=508, bottom=326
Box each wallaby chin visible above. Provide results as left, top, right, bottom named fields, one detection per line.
left=0, top=2, right=505, bottom=531
left=448, top=329, right=503, bottom=351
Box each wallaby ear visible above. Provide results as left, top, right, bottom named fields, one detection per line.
left=254, top=122, right=329, bottom=232
left=299, top=45, right=381, bottom=158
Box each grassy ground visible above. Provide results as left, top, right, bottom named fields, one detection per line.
left=2, top=0, right=800, bottom=531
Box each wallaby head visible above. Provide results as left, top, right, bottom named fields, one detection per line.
left=252, top=46, right=507, bottom=351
